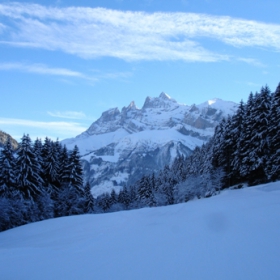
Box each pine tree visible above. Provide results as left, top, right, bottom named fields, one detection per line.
left=137, top=175, right=154, bottom=207
left=98, top=193, right=112, bottom=212
left=239, top=92, right=255, bottom=181
left=118, top=186, right=131, bottom=209
left=110, top=189, right=118, bottom=205
left=58, top=144, right=69, bottom=186
left=16, top=134, right=44, bottom=200
left=171, top=155, right=186, bottom=183
left=42, top=138, right=60, bottom=192
left=56, top=145, right=85, bottom=216
left=247, top=86, right=271, bottom=184
left=230, top=100, right=245, bottom=184
left=267, top=83, right=280, bottom=180
left=56, top=185, right=85, bottom=216
left=33, top=138, right=43, bottom=159
left=212, top=118, right=226, bottom=169
left=63, top=145, right=83, bottom=190
left=84, top=181, right=94, bottom=213
left=0, top=137, right=16, bottom=198
left=219, top=116, right=234, bottom=187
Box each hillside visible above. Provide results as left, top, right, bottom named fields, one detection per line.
left=0, top=182, right=279, bottom=280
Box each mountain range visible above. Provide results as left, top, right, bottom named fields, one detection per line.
left=62, top=93, right=237, bottom=197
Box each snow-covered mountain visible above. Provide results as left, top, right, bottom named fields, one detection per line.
left=63, top=93, right=237, bottom=196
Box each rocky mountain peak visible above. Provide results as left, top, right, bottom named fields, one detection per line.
left=99, top=107, right=120, bottom=122
left=121, top=101, right=137, bottom=113
left=159, top=92, right=171, bottom=100
left=142, top=92, right=178, bottom=110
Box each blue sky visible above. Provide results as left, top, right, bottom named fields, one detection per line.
left=0, top=0, right=280, bottom=141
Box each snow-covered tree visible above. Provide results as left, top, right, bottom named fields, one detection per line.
left=42, top=138, right=60, bottom=192
left=63, top=145, right=83, bottom=190
left=137, top=175, right=155, bottom=207
left=57, top=144, right=69, bottom=186
left=118, top=186, right=131, bottom=209
left=230, top=100, right=245, bottom=184
left=247, top=86, right=271, bottom=184
left=84, top=181, right=94, bottom=213
left=267, top=83, right=280, bottom=180
left=0, top=137, right=17, bottom=198
left=16, top=134, right=44, bottom=200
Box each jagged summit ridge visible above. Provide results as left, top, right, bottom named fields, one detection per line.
left=143, top=92, right=178, bottom=110
left=82, top=93, right=236, bottom=137
left=85, top=92, right=179, bottom=136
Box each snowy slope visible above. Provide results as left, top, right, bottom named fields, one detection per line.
left=62, top=93, right=237, bottom=196
left=1, top=182, right=280, bottom=280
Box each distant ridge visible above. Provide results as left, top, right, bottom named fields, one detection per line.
left=0, top=130, right=18, bottom=150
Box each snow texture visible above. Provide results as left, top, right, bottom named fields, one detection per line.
left=0, top=182, right=280, bottom=280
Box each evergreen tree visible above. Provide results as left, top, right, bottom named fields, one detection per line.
left=118, top=186, right=131, bottom=209
left=84, top=181, right=94, bottom=213
left=16, top=134, right=44, bottom=200
left=36, top=190, right=54, bottom=220
left=247, top=86, right=271, bottom=184
left=56, top=185, right=85, bottom=216
left=0, top=137, right=16, bottom=198
left=42, top=138, right=60, bottom=192
left=57, top=145, right=85, bottom=216
left=137, top=175, right=154, bottom=207
left=171, top=155, right=186, bottom=182
left=63, top=145, right=83, bottom=190
left=85, top=182, right=94, bottom=213
left=110, top=189, right=118, bottom=205
left=58, top=144, right=69, bottom=186
left=98, top=193, right=112, bottom=212
left=33, top=138, right=43, bottom=159
left=267, top=83, right=280, bottom=180
left=239, top=92, right=255, bottom=181
left=212, top=118, right=226, bottom=169
left=230, top=100, right=245, bottom=184
left=219, top=116, right=234, bottom=187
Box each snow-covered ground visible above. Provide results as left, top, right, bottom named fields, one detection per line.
left=1, top=182, right=280, bottom=280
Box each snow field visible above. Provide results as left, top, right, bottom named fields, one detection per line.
left=0, top=182, right=280, bottom=280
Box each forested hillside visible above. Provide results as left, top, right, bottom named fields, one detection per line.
left=0, top=135, right=94, bottom=231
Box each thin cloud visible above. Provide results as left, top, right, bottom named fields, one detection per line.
left=1, top=3, right=279, bottom=62
left=47, top=111, right=87, bottom=120
left=0, top=23, right=5, bottom=33
left=237, top=58, right=266, bottom=68
left=0, top=62, right=96, bottom=80
left=246, top=82, right=261, bottom=87
left=0, top=117, right=87, bottom=134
